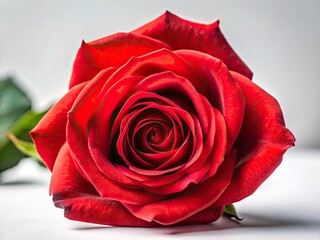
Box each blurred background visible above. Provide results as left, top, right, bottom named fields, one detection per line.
left=1, top=0, right=319, bottom=148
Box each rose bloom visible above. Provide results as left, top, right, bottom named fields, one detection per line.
left=31, top=12, right=295, bottom=226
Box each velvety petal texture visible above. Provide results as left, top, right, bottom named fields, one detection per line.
left=69, top=33, right=171, bottom=88
left=30, top=81, right=88, bottom=171
left=132, top=11, right=253, bottom=79
left=31, top=11, right=294, bottom=227
left=215, top=72, right=295, bottom=206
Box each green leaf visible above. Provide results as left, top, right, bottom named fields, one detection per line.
left=9, top=109, right=48, bottom=139
left=0, top=109, right=48, bottom=172
left=0, top=77, right=32, bottom=172
left=224, top=204, right=243, bottom=221
left=0, top=76, right=49, bottom=172
left=0, top=77, right=32, bottom=142
left=7, top=133, right=42, bottom=162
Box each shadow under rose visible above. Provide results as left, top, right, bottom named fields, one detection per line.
left=73, top=213, right=318, bottom=235
left=158, top=213, right=318, bottom=235
left=0, top=179, right=44, bottom=186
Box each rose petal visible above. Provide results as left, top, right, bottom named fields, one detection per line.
left=95, top=75, right=146, bottom=148
left=132, top=11, right=253, bottom=79
left=120, top=103, right=196, bottom=171
left=109, top=92, right=175, bottom=146
left=58, top=193, right=223, bottom=226
left=149, top=128, right=173, bottom=151
left=109, top=73, right=208, bottom=176
left=178, top=205, right=224, bottom=225
left=88, top=131, right=141, bottom=187
left=30, top=81, right=87, bottom=171
left=89, top=53, right=227, bottom=193
left=142, top=158, right=211, bottom=195
left=175, top=50, right=245, bottom=150
left=99, top=71, right=220, bottom=192
left=50, top=144, right=154, bottom=226
left=132, top=72, right=216, bottom=172
left=134, top=120, right=172, bottom=153
left=68, top=72, right=164, bottom=204
left=55, top=197, right=157, bottom=227
left=134, top=70, right=212, bottom=137
left=69, top=67, right=116, bottom=132
left=69, top=33, right=171, bottom=88
left=95, top=49, right=228, bottom=146
left=123, top=150, right=236, bottom=225
left=88, top=79, right=174, bottom=184
left=97, top=48, right=206, bottom=100
left=117, top=107, right=170, bottom=169
left=202, top=108, right=228, bottom=180
left=142, top=107, right=226, bottom=195
left=68, top=117, right=165, bottom=204
left=215, top=72, right=295, bottom=206
left=50, top=143, right=98, bottom=200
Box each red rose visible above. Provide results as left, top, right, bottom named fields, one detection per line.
left=31, top=11, right=295, bottom=226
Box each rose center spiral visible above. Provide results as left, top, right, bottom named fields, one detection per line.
left=146, top=125, right=165, bottom=144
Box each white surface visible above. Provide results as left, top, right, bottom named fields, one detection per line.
left=1, top=0, right=320, bottom=148
left=0, top=148, right=319, bottom=240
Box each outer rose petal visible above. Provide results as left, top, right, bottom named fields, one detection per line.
left=69, top=33, right=171, bottom=88
left=50, top=143, right=156, bottom=227
left=132, top=11, right=253, bottom=79
left=175, top=50, right=245, bottom=150
left=50, top=143, right=98, bottom=200
left=215, top=72, right=295, bottom=206
left=56, top=197, right=158, bottom=227
left=57, top=197, right=224, bottom=226
left=30, top=81, right=87, bottom=171
left=178, top=206, right=224, bottom=225
left=123, top=151, right=236, bottom=225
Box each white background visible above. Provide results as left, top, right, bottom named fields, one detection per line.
left=1, top=0, right=319, bottom=147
